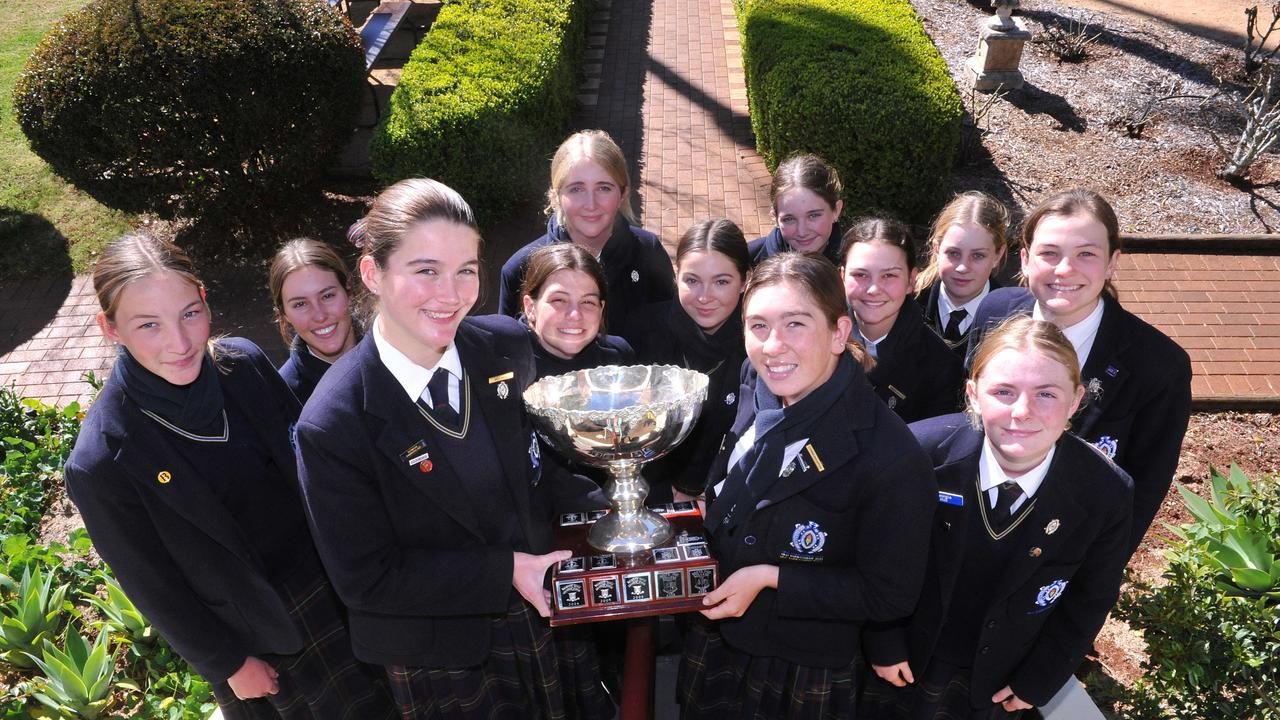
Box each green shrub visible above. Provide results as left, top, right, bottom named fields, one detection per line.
left=733, top=0, right=962, bottom=223
left=1116, top=465, right=1280, bottom=719
left=0, top=390, right=82, bottom=537
left=13, top=0, right=364, bottom=220
left=371, top=0, right=590, bottom=224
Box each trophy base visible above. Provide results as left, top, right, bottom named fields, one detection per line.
left=550, top=506, right=718, bottom=627
left=587, top=507, right=673, bottom=553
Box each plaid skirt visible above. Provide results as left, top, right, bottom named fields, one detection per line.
left=212, top=568, right=397, bottom=720
left=857, top=658, right=1024, bottom=720
left=677, top=619, right=860, bottom=720
left=386, top=598, right=613, bottom=720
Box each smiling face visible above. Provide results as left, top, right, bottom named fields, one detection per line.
left=281, top=266, right=355, bottom=363
left=558, top=159, right=625, bottom=251
left=522, top=268, right=604, bottom=359
left=98, top=271, right=211, bottom=386
left=744, top=281, right=851, bottom=406
left=774, top=188, right=843, bottom=254
left=841, top=241, right=915, bottom=341
left=677, top=250, right=746, bottom=334
left=967, top=347, right=1085, bottom=477
left=360, top=219, right=481, bottom=368
left=1021, top=212, right=1119, bottom=328
left=937, top=223, right=1000, bottom=306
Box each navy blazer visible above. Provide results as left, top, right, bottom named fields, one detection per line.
left=295, top=315, right=601, bottom=668
left=278, top=337, right=331, bottom=405
left=865, top=299, right=966, bottom=424
left=747, top=223, right=844, bottom=268
left=967, top=288, right=1192, bottom=552
left=863, top=416, right=1133, bottom=707
left=703, top=362, right=937, bottom=668
left=915, top=277, right=1003, bottom=359
left=497, top=215, right=675, bottom=339
left=64, top=339, right=305, bottom=683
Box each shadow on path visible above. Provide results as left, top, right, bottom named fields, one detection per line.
left=0, top=212, right=73, bottom=357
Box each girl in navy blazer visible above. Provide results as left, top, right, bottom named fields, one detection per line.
left=64, top=233, right=393, bottom=719
left=268, top=237, right=359, bottom=404
left=862, top=316, right=1133, bottom=719
left=625, top=219, right=750, bottom=504
left=839, top=218, right=966, bottom=423
left=678, top=252, right=937, bottom=719
left=293, top=179, right=610, bottom=719
left=914, top=192, right=1010, bottom=358
left=498, top=130, right=674, bottom=338
left=966, top=189, right=1192, bottom=554
left=520, top=243, right=635, bottom=380
left=748, top=153, right=846, bottom=267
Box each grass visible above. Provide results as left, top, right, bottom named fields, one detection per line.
left=0, top=0, right=134, bottom=279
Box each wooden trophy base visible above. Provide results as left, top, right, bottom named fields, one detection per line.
left=549, top=504, right=718, bottom=626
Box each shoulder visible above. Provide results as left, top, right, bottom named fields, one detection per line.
left=69, top=385, right=128, bottom=471
left=599, top=334, right=635, bottom=358
left=302, top=338, right=372, bottom=421
left=747, top=235, right=769, bottom=262
left=501, top=235, right=553, bottom=276
left=1056, top=433, right=1135, bottom=500
left=908, top=413, right=976, bottom=460
left=1107, top=298, right=1190, bottom=370
left=977, top=286, right=1034, bottom=317
left=462, top=314, right=531, bottom=346
left=630, top=227, right=672, bottom=262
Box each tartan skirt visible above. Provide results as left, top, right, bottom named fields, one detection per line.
left=385, top=598, right=613, bottom=720
left=211, top=567, right=397, bottom=720
left=857, top=658, right=1024, bottom=720
left=677, top=619, right=861, bottom=720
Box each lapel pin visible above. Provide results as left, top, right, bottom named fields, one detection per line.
left=804, top=444, right=825, bottom=473
left=1029, top=546, right=1042, bottom=557
left=488, top=371, right=514, bottom=384
left=419, top=460, right=433, bottom=473
left=1106, top=365, right=1119, bottom=377
left=496, top=381, right=509, bottom=400
left=157, top=470, right=171, bottom=484
left=1045, top=519, right=1060, bottom=535
left=630, top=270, right=640, bottom=282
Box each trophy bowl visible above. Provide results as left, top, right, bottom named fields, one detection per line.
left=524, top=365, right=709, bottom=553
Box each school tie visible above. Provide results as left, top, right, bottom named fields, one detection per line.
left=990, top=480, right=1024, bottom=528
left=943, top=308, right=968, bottom=343
left=423, top=370, right=460, bottom=428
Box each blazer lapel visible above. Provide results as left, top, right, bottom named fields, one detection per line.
left=220, top=363, right=298, bottom=484
left=1075, top=295, right=1131, bottom=437
left=993, top=444, right=1089, bottom=599
left=931, top=433, right=982, bottom=604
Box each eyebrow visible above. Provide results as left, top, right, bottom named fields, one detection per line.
left=125, top=299, right=202, bottom=323
left=746, top=309, right=814, bottom=322
left=405, top=258, right=480, bottom=267
left=285, top=285, right=339, bottom=304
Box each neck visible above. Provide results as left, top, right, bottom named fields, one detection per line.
left=857, top=313, right=896, bottom=342
left=943, top=283, right=981, bottom=308
left=377, top=315, right=445, bottom=369
left=570, top=223, right=614, bottom=255
left=1039, top=296, right=1101, bottom=330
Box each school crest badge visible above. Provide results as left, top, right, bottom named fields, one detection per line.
left=630, top=270, right=640, bottom=283
left=725, top=392, right=736, bottom=405
left=528, top=432, right=541, bottom=469
left=1035, top=579, right=1069, bottom=608
left=1094, top=436, right=1118, bottom=459
left=790, top=521, right=827, bottom=554
left=496, top=381, right=509, bottom=400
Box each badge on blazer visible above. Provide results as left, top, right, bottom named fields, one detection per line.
left=287, top=422, right=299, bottom=450
left=157, top=470, right=172, bottom=484
left=630, top=270, right=640, bottom=283
left=1045, top=519, right=1060, bottom=535
left=488, top=371, right=514, bottom=384
left=1035, top=579, right=1069, bottom=608
left=1106, top=365, right=1119, bottom=377
left=1086, top=377, right=1103, bottom=399
left=725, top=392, right=736, bottom=405
left=790, top=521, right=827, bottom=554
left=528, top=432, right=541, bottom=469
left=1094, top=436, right=1118, bottom=459
left=496, top=381, right=509, bottom=400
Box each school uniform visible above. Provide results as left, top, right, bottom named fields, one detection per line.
left=859, top=299, right=966, bottom=424
left=624, top=300, right=746, bottom=501
left=746, top=223, right=845, bottom=268
left=967, top=288, right=1192, bottom=553
left=860, top=415, right=1133, bottom=717
left=295, top=314, right=610, bottom=719
left=529, top=327, right=636, bottom=381
left=678, top=353, right=938, bottom=718
left=497, top=215, right=675, bottom=341
left=277, top=335, right=333, bottom=405
left=916, top=277, right=1002, bottom=359
left=64, top=339, right=394, bottom=719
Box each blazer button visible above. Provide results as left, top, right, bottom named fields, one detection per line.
left=743, top=535, right=757, bottom=545
left=986, top=620, right=997, bottom=629
left=980, top=645, right=991, bottom=654
left=941, top=521, right=952, bottom=531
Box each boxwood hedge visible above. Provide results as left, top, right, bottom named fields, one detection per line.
left=734, top=0, right=962, bottom=223
left=370, top=0, right=589, bottom=225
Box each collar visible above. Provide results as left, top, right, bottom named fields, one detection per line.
left=938, top=280, right=991, bottom=319
left=851, top=325, right=884, bottom=360
left=371, top=318, right=463, bottom=402
left=1034, top=297, right=1105, bottom=369
left=979, top=437, right=1056, bottom=499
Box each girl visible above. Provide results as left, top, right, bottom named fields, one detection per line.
left=840, top=218, right=966, bottom=423
left=269, top=237, right=358, bottom=404
left=498, top=129, right=674, bottom=338
left=862, top=316, right=1133, bottom=719
left=625, top=219, right=750, bottom=504
left=520, top=243, right=635, bottom=380
left=294, top=178, right=610, bottom=719
left=915, top=191, right=1011, bottom=358
left=64, top=234, right=393, bottom=719
left=678, top=252, right=937, bottom=719
left=967, top=189, right=1192, bottom=553
left=748, top=154, right=845, bottom=267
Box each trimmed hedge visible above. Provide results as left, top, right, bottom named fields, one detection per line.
left=733, top=0, right=962, bottom=223
left=13, top=0, right=365, bottom=220
left=370, top=0, right=590, bottom=225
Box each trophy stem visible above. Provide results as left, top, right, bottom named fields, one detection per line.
left=588, top=460, right=673, bottom=553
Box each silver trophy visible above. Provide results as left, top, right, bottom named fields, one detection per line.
left=524, top=365, right=709, bottom=553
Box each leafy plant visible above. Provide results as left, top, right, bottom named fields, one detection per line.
left=83, top=575, right=152, bottom=646
left=0, top=566, right=69, bottom=668
left=27, top=629, right=117, bottom=719
left=1037, top=17, right=1103, bottom=63
left=1170, top=464, right=1280, bottom=599
left=0, top=391, right=82, bottom=537
left=127, top=668, right=218, bottom=720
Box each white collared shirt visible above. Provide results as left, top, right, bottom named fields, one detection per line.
left=851, top=326, right=885, bottom=360
left=371, top=317, right=464, bottom=411
left=1034, top=298, right=1105, bottom=370
left=937, top=280, right=991, bottom=335
left=713, top=423, right=809, bottom=496
left=978, top=438, right=1056, bottom=514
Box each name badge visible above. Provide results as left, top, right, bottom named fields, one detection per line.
left=938, top=491, right=964, bottom=506
left=400, top=440, right=429, bottom=465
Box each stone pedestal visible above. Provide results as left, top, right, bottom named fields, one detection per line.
left=966, top=17, right=1031, bottom=91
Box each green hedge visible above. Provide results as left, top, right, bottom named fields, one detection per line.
left=370, top=0, right=590, bottom=225
left=733, top=0, right=962, bottom=223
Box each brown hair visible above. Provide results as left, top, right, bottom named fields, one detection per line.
left=268, top=237, right=353, bottom=345
left=743, top=252, right=872, bottom=370
left=1021, top=188, right=1121, bottom=298
left=545, top=129, right=636, bottom=227
left=769, top=154, right=842, bottom=216
left=93, top=232, right=204, bottom=321
left=675, top=219, right=750, bottom=280
left=519, top=243, right=608, bottom=308
left=915, top=191, right=1011, bottom=292
left=969, top=315, right=1082, bottom=389
left=837, top=217, right=919, bottom=272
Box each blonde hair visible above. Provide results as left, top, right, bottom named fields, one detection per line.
left=268, top=237, right=353, bottom=345
left=970, top=316, right=1081, bottom=390
left=93, top=232, right=204, bottom=321
left=915, top=191, right=1010, bottom=292
left=545, top=130, right=636, bottom=227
